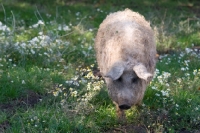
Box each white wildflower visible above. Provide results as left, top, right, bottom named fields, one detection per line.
left=53, top=91, right=59, bottom=97
left=163, top=72, right=171, bottom=78
left=165, top=83, right=170, bottom=86
left=38, top=20, right=44, bottom=25
left=185, top=73, right=190, bottom=77
left=22, top=80, right=26, bottom=84
left=0, top=21, right=10, bottom=31
left=155, top=93, right=160, bottom=96
left=161, top=90, right=169, bottom=97
left=31, top=20, right=45, bottom=28
left=21, top=43, right=26, bottom=49
left=39, top=32, right=43, bottom=35
left=73, top=81, right=79, bottom=86
left=30, top=49, right=35, bottom=54
left=181, top=67, right=186, bottom=71
left=58, top=25, right=62, bottom=31
left=63, top=25, right=70, bottom=31
left=65, top=80, right=73, bottom=84
left=185, top=48, right=193, bottom=54
left=193, top=69, right=197, bottom=75
left=151, top=86, right=157, bottom=90
left=69, top=88, right=73, bottom=91
left=76, top=12, right=80, bottom=16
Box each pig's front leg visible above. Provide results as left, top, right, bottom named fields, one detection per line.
left=116, top=105, right=126, bottom=122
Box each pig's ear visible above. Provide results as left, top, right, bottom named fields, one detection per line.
left=104, top=63, right=124, bottom=80
left=133, top=63, right=152, bottom=81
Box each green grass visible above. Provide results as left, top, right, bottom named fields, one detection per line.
left=0, top=0, right=200, bottom=132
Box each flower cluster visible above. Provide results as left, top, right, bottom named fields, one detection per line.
left=145, top=47, right=200, bottom=130
left=0, top=18, right=95, bottom=69
left=0, top=21, right=10, bottom=32
left=27, top=116, right=40, bottom=128
left=49, top=65, right=105, bottom=113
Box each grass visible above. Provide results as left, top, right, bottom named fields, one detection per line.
left=0, top=0, right=200, bottom=132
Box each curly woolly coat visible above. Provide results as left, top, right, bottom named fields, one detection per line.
left=95, top=8, right=156, bottom=119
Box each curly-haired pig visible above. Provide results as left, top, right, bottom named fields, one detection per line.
left=95, top=8, right=157, bottom=120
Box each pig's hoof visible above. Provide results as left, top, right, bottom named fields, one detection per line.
left=119, top=104, right=131, bottom=110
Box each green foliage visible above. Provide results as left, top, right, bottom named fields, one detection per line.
left=0, top=0, right=200, bottom=132
left=143, top=51, right=200, bottom=131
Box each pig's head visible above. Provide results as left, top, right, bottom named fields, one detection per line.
left=104, top=62, right=152, bottom=110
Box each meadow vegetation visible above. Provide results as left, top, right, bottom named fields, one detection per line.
left=0, top=0, right=200, bottom=132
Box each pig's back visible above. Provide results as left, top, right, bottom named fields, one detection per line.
left=95, top=9, right=156, bottom=75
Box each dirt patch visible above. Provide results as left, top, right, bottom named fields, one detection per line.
left=105, top=124, right=147, bottom=133
left=0, top=90, right=42, bottom=111
left=0, top=90, right=42, bottom=132
left=0, top=121, right=10, bottom=133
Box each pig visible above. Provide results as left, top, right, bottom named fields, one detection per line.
left=95, top=8, right=157, bottom=120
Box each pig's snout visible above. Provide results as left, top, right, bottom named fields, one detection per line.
left=117, top=89, right=133, bottom=110
left=119, top=104, right=131, bottom=110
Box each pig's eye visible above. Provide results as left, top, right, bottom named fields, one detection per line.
left=131, top=77, right=138, bottom=83
left=117, top=76, right=123, bottom=82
